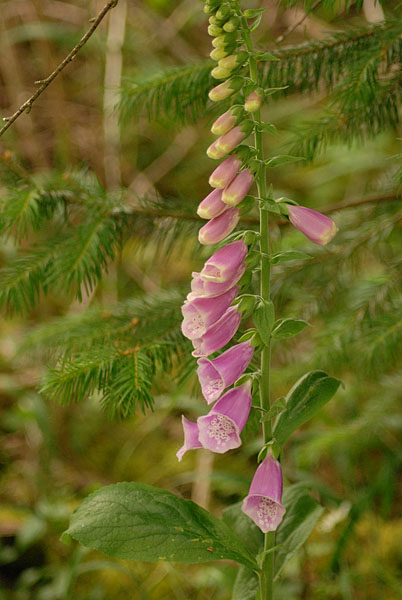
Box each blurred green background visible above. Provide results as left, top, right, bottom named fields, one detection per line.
left=0, top=0, right=401, bottom=598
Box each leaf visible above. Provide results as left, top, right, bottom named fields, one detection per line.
left=270, top=251, right=312, bottom=264
left=260, top=397, right=287, bottom=423
left=259, top=123, right=280, bottom=137
left=264, top=155, right=304, bottom=168
left=250, top=14, right=264, bottom=32
left=222, top=502, right=263, bottom=556
left=271, top=318, right=309, bottom=339
left=233, top=566, right=259, bottom=600
left=255, top=51, right=280, bottom=62
left=275, top=484, right=324, bottom=579
left=273, top=371, right=342, bottom=445
left=244, top=8, right=266, bottom=18
left=65, top=483, right=258, bottom=569
left=254, top=299, right=275, bottom=345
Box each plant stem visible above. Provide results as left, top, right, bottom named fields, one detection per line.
left=241, top=18, right=275, bottom=600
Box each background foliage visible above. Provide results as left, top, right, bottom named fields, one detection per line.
left=0, top=0, right=401, bottom=598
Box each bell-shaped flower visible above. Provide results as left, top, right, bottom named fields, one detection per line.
left=197, top=341, right=254, bottom=404
left=200, top=239, right=247, bottom=283
left=209, top=155, right=242, bottom=188
left=222, top=168, right=253, bottom=206
left=287, top=204, right=338, bottom=246
left=192, top=306, right=241, bottom=357
left=197, top=382, right=252, bottom=453
left=207, top=121, right=254, bottom=160
left=176, top=416, right=202, bottom=462
left=242, top=455, right=286, bottom=533
left=197, top=188, right=228, bottom=220
left=189, top=263, right=246, bottom=299
left=198, top=207, right=239, bottom=245
left=181, top=285, right=238, bottom=340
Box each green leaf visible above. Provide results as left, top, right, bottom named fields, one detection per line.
left=260, top=397, right=287, bottom=423
left=273, top=371, right=342, bottom=445
left=264, top=155, right=304, bottom=168
left=65, top=483, right=258, bottom=569
left=250, top=14, right=264, bottom=32
left=254, top=299, right=275, bottom=345
left=233, top=566, right=259, bottom=600
left=270, top=250, right=312, bottom=264
left=271, top=318, right=309, bottom=339
left=258, top=122, right=280, bottom=137
left=275, top=484, right=324, bottom=579
left=222, top=502, right=263, bottom=556
left=255, top=51, right=280, bottom=62
left=244, top=8, right=266, bottom=18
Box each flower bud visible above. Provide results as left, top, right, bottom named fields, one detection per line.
left=208, top=76, right=243, bottom=102
left=222, top=168, right=254, bottom=206
left=218, top=51, right=248, bottom=71
left=198, top=207, right=239, bottom=245
left=216, top=4, right=232, bottom=20
left=211, top=66, right=232, bottom=80
left=208, top=24, right=223, bottom=36
left=210, top=47, right=229, bottom=61
left=209, top=154, right=242, bottom=188
left=244, top=89, right=263, bottom=112
left=197, top=188, right=227, bottom=219
left=211, top=109, right=238, bottom=136
left=223, top=16, right=240, bottom=32
left=287, top=204, right=338, bottom=245
left=212, top=32, right=238, bottom=48
left=206, top=121, right=253, bottom=159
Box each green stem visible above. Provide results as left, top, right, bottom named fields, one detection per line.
left=241, top=17, right=275, bottom=600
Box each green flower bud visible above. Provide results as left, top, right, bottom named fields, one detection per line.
left=218, top=51, right=248, bottom=71
left=211, top=65, right=232, bottom=80
left=223, top=16, right=240, bottom=32
left=212, top=31, right=238, bottom=48
left=216, top=4, right=232, bottom=20
left=208, top=24, right=223, bottom=36
left=210, top=47, right=229, bottom=61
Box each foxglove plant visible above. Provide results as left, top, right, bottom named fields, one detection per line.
left=65, top=2, right=342, bottom=598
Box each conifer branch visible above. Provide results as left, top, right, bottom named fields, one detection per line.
left=0, top=0, right=119, bottom=138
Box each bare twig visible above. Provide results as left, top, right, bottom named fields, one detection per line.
left=0, top=0, right=119, bottom=138
left=275, top=0, right=324, bottom=45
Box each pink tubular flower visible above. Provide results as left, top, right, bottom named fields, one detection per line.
left=176, top=416, right=202, bottom=462
left=242, top=455, right=286, bottom=533
left=181, top=285, right=238, bottom=340
left=197, top=341, right=254, bottom=404
left=222, top=168, right=254, bottom=206
left=287, top=205, right=338, bottom=246
left=192, top=306, right=241, bottom=357
left=197, top=188, right=228, bottom=220
left=200, top=240, right=248, bottom=283
left=209, top=155, right=242, bottom=188
left=189, top=263, right=246, bottom=299
left=207, top=122, right=253, bottom=160
left=197, top=383, right=252, bottom=453
left=198, top=207, right=239, bottom=245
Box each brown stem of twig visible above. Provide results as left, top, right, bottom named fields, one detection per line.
left=0, top=0, right=119, bottom=138
left=125, top=191, right=400, bottom=225
left=275, top=0, right=324, bottom=44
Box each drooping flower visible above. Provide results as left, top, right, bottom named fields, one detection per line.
left=211, top=110, right=238, bottom=136
left=206, top=121, right=254, bottom=160
left=192, top=305, right=241, bottom=357
left=200, top=240, right=248, bottom=283
left=209, top=155, right=241, bottom=188
left=242, top=455, right=286, bottom=533
left=181, top=285, right=238, bottom=340
left=176, top=416, right=202, bottom=462
left=287, top=204, right=338, bottom=246
left=197, top=341, right=254, bottom=404
left=197, top=188, right=228, bottom=220
left=222, top=168, right=253, bottom=206
left=197, top=382, right=252, bottom=453
left=198, top=207, right=239, bottom=245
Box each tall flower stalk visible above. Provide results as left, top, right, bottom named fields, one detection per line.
left=178, top=1, right=339, bottom=598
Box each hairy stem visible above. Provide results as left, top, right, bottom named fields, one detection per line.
left=241, top=17, right=274, bottom=600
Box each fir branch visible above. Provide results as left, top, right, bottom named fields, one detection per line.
left=0, top=0, right=119, bottom=138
